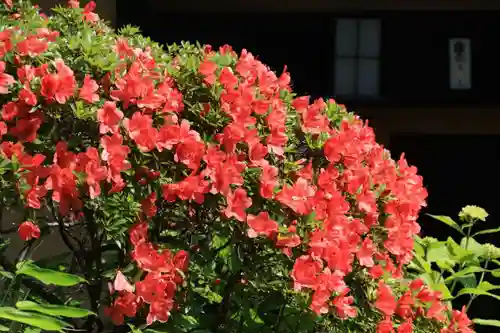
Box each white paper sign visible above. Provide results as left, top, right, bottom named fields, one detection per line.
left=449, top=38, right=471, bottom=90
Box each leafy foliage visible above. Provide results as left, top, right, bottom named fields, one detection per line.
left=410, top=206, right=500, bottom=329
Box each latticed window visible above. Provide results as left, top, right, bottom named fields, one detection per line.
left=334, top=19, right=381, bottom=98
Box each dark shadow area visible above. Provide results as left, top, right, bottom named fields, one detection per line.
left=117, top=6, right=334, bottom=100
left=117, top=4, right=500, bottom=107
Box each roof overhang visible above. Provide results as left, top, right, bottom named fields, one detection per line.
left=148, top=0, right=500, bottom=12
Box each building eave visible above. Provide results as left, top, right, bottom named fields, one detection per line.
left=148, top=0, right=500, bottom=12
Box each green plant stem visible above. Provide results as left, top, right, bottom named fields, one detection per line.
left=6, top=239, right=41, bottom=331
left=82, top=212, right=104, bottom=332
left=464, top=224, right=472, bottom=250
left=450, top=225, right=474, bottom=295
left=466, top=260, right=489, bottom=311
left=272, top=303, right=285, bottom=331
left=449, top=279, right=457, bottom=295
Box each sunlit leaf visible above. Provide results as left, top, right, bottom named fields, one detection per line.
left=128, top=324, right=142, bottom=333
left=476, top=281, right=500, bottom=292
left=413, top=253, right=432, bottom=273
left=445, top=266, right=488, bottom=283
left=16, top=261, right=86, bottom=287
left=431, top=281, right=453, bottom=300
left=455, top=275, right=477, bottom=289
left=407, top=261, right=424, bottom=273
left=413, top=241, right=425, bottom=258
left=249, top=308, right=265, bottom=324
left=472, top=318, right=500, bottom=327
left=491, top=269, right=500, bottom=278
left=192, top=287, right=222, bottom=303
left=21, top=327, right=41, bottom=333
left=427, top=214, right=465, bottom=235
left=427, top=242, right=455, bottom=268
left=0, top=307, right=69, bottom=331
left=436, top=259, right=455, bottom=271
left=456, top=287, right=500, bottom=301
left=419, top=272, right=437, bottom=289
left=446, top=237, right=472, bottom=262
left=0, top=269, right=14, bottom=280
left=473, top=227, right=500, bottom=237
left=16, top=301, right=94, bottom=318
left=460, top=237, right=486, bottom=257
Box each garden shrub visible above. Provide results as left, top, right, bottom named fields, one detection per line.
left=0, top=0, right=475, bottom=332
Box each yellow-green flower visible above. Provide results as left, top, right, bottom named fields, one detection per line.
left=483, top=243, right=500, bottom=260
left=458, top=205, right=488, bottom=222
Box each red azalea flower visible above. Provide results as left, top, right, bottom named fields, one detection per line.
left=291, top=255, right=322, bottom=291
left=79, top=75, right=99, bottom=103
left=375, top=281, right=397, bottom=316
left=18, top=221, right=41, bottom=241
left=246, top=212, right=278, bottom=238
left=223, top=187, right=252, bottom=222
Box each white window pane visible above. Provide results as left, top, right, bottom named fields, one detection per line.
left=359, top=19, right=381, bottom=57
left=336, top=19, right=357, bottom=57
left=357, top=59, right=379, bottom=96
left=335, top=58, right=356, bottom=96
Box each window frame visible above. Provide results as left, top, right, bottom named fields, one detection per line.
left=333, top=17, right=382, bottom=100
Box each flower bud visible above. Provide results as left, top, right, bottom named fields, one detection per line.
left=483, top=243, right=500, bottom=260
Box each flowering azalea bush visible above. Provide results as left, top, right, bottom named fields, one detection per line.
left=0, top=0, right=476, bottom=332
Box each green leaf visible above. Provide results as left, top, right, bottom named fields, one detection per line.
left=417, top=272, right=452, bottom=299
left=211, top=233, right=230, bottom=250
left=476, top=281, right=500, bottom=292
left=427, top=214, right=465, bottom=235
left=16, top=301, right=94, bottom=318
left=460, top=237, right=486, bottom=257
left=419, top=272, right=438, bottom=288
left=414, top=241, right=425, bottom=258
left=16, top=261, right=86, bottom=287
left=0, top=324, right=8, bottom=331
left=456, top=275, right=477, bottom=289
left=407, top=261, right=424, bottom=273
left=22, top=328, right=41, bottom=333
left=192, top=287, right=222, bottom=303
left=491, top=269, right=500, bottom=278
left=431, top=281, right=453, bottom=300
left=427, top=241, right=454, bottom=266
left=446, top=237, right=473, bottom=263
left=0, top=307, right=69, bottom=331
left=456, top=287, right=500, bottom=301
left=473, top=227, right=500, bottom=237
left=436, top=259, right=455, bottom=271
left=249, top=308, right=265, bottom=324
left=128, top=324, right=142, bottom=333
left=472, top=318, right=500, bottom=327
left=445, top=266, right=488, bottom=283
left=413, top=253, right=432, bottom=273
left=169, top=314, right=200, bottom=331
left=0, top=269, right=14, bottom=279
